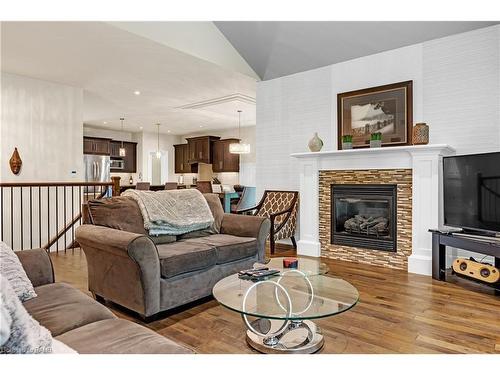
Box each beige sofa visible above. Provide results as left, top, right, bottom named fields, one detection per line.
left=16, top=249, right=193, bottom=354
left=76, top=193, right=271, bottom=321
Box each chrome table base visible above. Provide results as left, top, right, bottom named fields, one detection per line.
left=244, top=318, right=324, bottom=354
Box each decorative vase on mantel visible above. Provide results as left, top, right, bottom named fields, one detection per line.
left=412, top=123, right=429, bottom=145
left=308, top=132, right=324, bottom=152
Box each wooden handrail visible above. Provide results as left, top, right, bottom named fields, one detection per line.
left=0, top=182, right=113, bottom=187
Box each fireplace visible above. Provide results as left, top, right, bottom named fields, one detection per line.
left=331, top=184, right=397, bottom=252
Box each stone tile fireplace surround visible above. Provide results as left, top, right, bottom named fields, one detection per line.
left=291, top=144, right=455, bottom=275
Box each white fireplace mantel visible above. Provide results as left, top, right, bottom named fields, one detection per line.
left=291, top=144, right=455, bottom=276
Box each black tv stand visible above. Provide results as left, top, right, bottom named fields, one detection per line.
left=430, top=230, right=500, bottom=296
left=460, top=228, right=499, bottom=238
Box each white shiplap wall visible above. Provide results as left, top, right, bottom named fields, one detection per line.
left=256, top=25, right=500, bottom=196
left=423, top=26, right=500, bottom=155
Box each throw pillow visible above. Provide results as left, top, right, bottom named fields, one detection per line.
left=178, top=193, right=225, bottom=239
left=0, top=275, right=52, bottom=354
left=0, top=241, right=37, bottom=302
left=87, top=196, right=147, bottom=234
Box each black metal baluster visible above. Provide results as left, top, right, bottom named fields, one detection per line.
left=47, top=187, right=50, bottom=251
left=71, top=186, right=75, bottom=249
left=78, top=186, right=82, bottom=225
left=38, top=187, right=41, bottom=248
left=10, top=187, right=13, bottom=249
left=1, top=187, right=3, bottom=242
left=64, top=186, right=67, bottom=252
left=20, top=187, right=23, bottom=250
left=55, top=186, right=59, bottom=253
left=29, top=187, right=33, bottom=249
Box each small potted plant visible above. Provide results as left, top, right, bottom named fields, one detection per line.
left=342, top=134, right=353, bottom=150
left=370, top=132, right=382, bottom=148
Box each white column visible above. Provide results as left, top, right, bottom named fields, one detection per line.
left=407, top=149, right=452, bottom=275
left=297, top=158, right=321, bottom=257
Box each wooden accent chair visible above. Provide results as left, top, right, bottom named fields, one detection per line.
left=164, top=182, right=178, bottom=190
left=238, top=190, right=299, bottom=254
left=135, top=182, right=150, bottom=191
left=196, top=181, right=213, bottom=194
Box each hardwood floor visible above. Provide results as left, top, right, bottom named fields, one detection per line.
left=50, top=244, right=500, bottom=354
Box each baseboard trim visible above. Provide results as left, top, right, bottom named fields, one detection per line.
left=408, top=253, right=432, bottom=276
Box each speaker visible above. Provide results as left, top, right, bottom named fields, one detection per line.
left=452, top=258, right=500, bottom=284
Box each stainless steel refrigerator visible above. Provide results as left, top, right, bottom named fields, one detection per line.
left=84, top=154, right=111, bottom=196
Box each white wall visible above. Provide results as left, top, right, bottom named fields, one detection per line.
left=179, top=126, right=256, bottom=187
left=0, top=72, right=84, bottom=250
left=1, top=72, right=84, bottom=182
left=140, top=131, right=181, bottom=184
left=256, top=26, right=500, bottom=197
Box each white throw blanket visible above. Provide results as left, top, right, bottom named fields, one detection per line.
left=122, top=189, right=214, bottom=236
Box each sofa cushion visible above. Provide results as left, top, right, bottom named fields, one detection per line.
left=23, top=283, right=116, bottom=337
left=178, top=193, right=224, bottom=239
left=88, top=196, right=146, bottom=235
left=55, top=319, right=193, bottom=354
left=184, top=234, right=257, bottom=264
left=157, top=241, right=217, bottom=279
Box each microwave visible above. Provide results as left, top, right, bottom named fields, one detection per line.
left=110, top=159, right=125, bottom=169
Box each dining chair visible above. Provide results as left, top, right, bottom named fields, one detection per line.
left=164, top=182, right=178, bottom=190
left=135, top=182, right=151, bottom=191
left=238, top=190, right=299, bottom=254
left=196, top=181, right=213, bottom=194
left=231, top=186, right=256, bottom=213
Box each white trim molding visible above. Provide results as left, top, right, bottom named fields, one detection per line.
left=291, top=144, right=455, bottom=276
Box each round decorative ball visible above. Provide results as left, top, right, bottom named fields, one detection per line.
left=413, top=123, right=429, bottom=145
left=308, top=132, right=324, bottom=152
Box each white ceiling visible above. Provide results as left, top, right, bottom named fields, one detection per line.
left=215, top=21, right=499, bottom=80
left=1, top=21, right=258, bottom=135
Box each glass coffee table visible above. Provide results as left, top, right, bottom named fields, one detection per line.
left=212, top=257, right=359, bottom=354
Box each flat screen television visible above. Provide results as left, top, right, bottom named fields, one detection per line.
left=443, top=151, right=500, bottom=234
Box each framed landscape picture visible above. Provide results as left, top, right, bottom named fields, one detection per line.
left=337, top=80, right=413, bottom=149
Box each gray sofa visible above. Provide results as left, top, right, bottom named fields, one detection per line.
left=16, top=249, right=193, bottom=354
left=76, top=193, right=271, bottom=320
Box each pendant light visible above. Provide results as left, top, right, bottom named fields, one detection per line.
left=229, top=110, right=250, bottom=154
left=119, top=118, right=126, bottom=157
left=156, top=123, right=162, bottom=159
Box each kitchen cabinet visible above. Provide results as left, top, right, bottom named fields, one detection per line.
left=212, top=139, right=240, bottom=173
left=122, top=142, right=137, bottom=173
left=110, top=141, right=122, bottom=158
left=174, top=144, right=197, bottom=174
left=110, top=141, right=137, bottom=173
left=83, top=137, right=111, bottom=155
left=186, top=136, right=220, bottom=164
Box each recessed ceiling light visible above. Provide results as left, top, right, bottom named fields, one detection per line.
left=199, top=125, right=203, bottom=128
left=134, top=90, right=141, bottom=95
left=103, top=121, right=107, bottom=124
left=167, top=130, right=171, bottom=133
left=139, top=126, right=143, bottom=130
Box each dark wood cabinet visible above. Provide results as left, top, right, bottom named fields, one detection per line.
left=174, top=144, right=197, bottom=174
left=110, top=141, right=121, bottom=158
left=212, top=139, right=240, bottom=173
left=83, top=137, right=111, bottom=155
left=174, top=137, right=240, bottom=174
left=122, top=142, right=137, bottom=173
left=186, top=136, right=220, bottom=164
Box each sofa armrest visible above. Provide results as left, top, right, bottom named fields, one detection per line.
left=76, top=224, right=161, bottom=318
left=15, top=249, right=55, bottom=287
left=221, top=214, right=271, bottom=262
